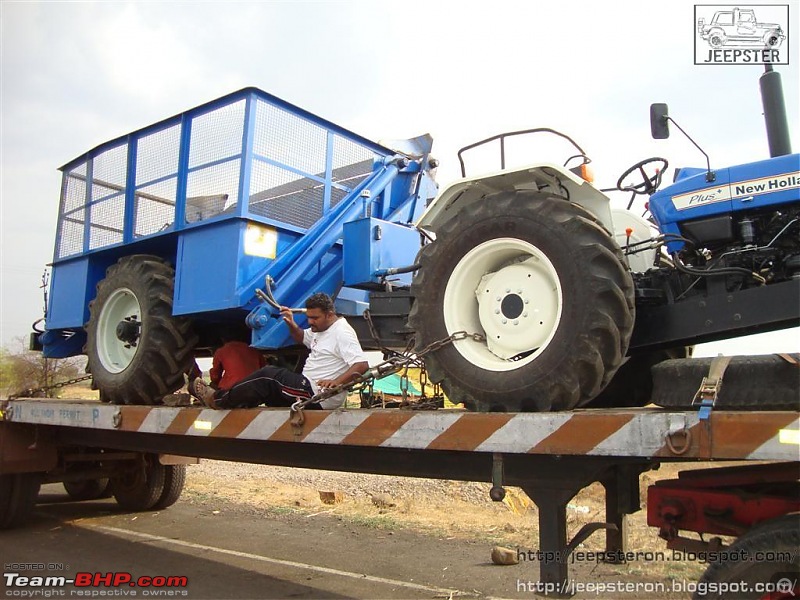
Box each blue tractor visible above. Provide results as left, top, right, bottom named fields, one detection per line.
left=36, top=68, right=798, bottom=410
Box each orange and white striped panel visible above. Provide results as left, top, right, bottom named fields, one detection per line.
left=5, top=401, right=799, bottom=461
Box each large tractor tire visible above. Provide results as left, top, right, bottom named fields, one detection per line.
left=409, top=192, right=635, bottom=412
left=86, top=255, right=198, bottom=405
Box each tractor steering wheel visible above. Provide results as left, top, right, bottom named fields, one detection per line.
left=616, top=157, right=669, bottom=196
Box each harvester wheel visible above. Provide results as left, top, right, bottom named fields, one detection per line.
left=86, top=255, right=197, bottom=405
left=409, top=192, right=634, bottom=412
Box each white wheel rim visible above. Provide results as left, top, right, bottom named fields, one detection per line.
left=97, top=288, right=141, bottom=373
left=443, top=238, right=562, bottom=372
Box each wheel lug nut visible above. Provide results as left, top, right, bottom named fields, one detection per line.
left=495, top=309, right=500, bottom=314
left=502, top=319, right=508, bottom=324
left=514, top=320, right=519, bottom=325
left=523, top=312, right=528, bottom=318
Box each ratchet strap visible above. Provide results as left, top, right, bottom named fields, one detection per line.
left=692, top=355, right=732, bottom=420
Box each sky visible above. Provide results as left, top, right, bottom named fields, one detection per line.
left=1, top=0, right=798, bottom=358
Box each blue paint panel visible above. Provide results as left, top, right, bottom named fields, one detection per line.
left=342, top=218, right=421, bottom=287
left=47, top=259, right=92, bottom=329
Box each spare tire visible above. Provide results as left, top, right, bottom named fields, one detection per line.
left=652, top=354, right=800, bottom=410
left=409, top=191, right=634, bottom=412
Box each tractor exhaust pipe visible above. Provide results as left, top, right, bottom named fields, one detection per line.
left=759, top=65, right=792, bottom=157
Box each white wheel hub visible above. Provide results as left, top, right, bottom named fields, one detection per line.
left=443, top=238, right=562, bottom=372
left=96, top=288, right=141, bottom=373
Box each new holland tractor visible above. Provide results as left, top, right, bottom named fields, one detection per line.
left=35, top=67, right=799, bottom=411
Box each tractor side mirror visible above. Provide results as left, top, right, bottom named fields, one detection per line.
left=650, top=103, right=670, bottom=139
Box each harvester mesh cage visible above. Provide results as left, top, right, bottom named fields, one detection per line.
left=54, top=89, right=391, bottom=261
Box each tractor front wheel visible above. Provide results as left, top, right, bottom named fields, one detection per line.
left=409, top=192, right=634, bottom=412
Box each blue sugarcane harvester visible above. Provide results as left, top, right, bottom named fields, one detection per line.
left=34, top=66, right=798, bottom=411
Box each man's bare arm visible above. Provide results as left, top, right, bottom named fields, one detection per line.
left=281, top=306, right=305, bottom=344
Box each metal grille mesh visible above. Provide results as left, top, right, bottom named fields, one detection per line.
left=89, top=144, right=127, bottom=250
left=57, top=162, right=88, bottom=258
left=186, top=159, right=241, bottom=223
left=134, top=124, right=180, bottom=237
left=247, top=105, right=377, bottom=228
left=189, top=100, right=245, bottom=169
left=134, top=177, right=178, bottom=237
left=252, top=99, right=326, bottom=174
left=248, top=161, right=324, bottom=229
left=186, top=101, right=244, bottom=223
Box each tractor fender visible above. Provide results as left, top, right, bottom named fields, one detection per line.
left=416, top=163, right=615, bottom=235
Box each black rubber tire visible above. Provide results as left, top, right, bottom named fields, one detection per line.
left=151, top=464, right=186, bottom=510
left=694, top=513, right=800, bottom=599
left=652, top=354, right=800, bottom=410
left=86, top=255, right=198, bottom=405
left=111, top=455, right=166, bottom=512
left=409, top=192, right=635, bottom=412
left=587, top=347, right=691, bottom=408
left=63, top=478, right=111, bottom=501
left=0, top=473, right=42, bottom=530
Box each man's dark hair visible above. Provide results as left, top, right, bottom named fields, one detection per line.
left=306, top=292, right=335, bottom=313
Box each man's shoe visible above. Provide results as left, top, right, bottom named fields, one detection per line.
left=189, top=378, right=218, bottom=409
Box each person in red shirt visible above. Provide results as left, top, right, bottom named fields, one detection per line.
left=209, top=334, right=266, bottom=390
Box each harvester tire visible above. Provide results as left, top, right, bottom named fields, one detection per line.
left=86, top=255, right=198, bottom=405
left=409, top=192, right=635, bottom=412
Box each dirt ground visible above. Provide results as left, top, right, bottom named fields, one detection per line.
left=181, top=459, right=721, bottom=588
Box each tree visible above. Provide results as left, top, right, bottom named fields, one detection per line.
left=0, top=337, right=85, bottom=397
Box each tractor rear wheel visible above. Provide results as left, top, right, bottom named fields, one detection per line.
left=86, top=255, right=197, bottom=405
left=409, top=192, right=634, bottom=412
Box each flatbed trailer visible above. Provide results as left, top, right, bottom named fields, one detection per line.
left=1, top=399, right=798, bottom=597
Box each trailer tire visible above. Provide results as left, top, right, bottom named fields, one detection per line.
left=694, top=513, right=800, bottom=599
left=151, top=465, right=186, bottom=510
left=587, top=347, right=691, bottom=408
left=86, top=255, right=198, bottom=405
left=410, top=192, right=634, bottom=412
left=651, top=354, right=800, bottom=410
left=111, top=455, right=166, bottom=512
left=0, top=473, right=42, bottom=530
left=63, top=478, right=111, bottom=501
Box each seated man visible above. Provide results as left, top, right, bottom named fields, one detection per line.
left=191, top=293, right=368, bottom=410
left=209, top=333, right=266, bottom=390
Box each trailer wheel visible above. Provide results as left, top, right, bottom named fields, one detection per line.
left=151, top=465, right=186, bottom=510
left=410, top=192, right=634, bottom=412
left=63, top=478, right=111, bottom=501
left=587, top=347, right=691, bottom=408
left=86, top=255, right=198, bottom=405
left=110, top=455, right=166, bottom=512
left=0, top=473, right=42, bottom=530
left=651, top=354, right=800, bottom=410
left=694, top=513, right=800, bottom=599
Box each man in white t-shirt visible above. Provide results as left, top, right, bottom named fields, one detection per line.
left=191, top=293, right=368, bottom=410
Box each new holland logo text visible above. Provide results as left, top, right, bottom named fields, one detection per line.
left=672, top=171, right=800, bottom=210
